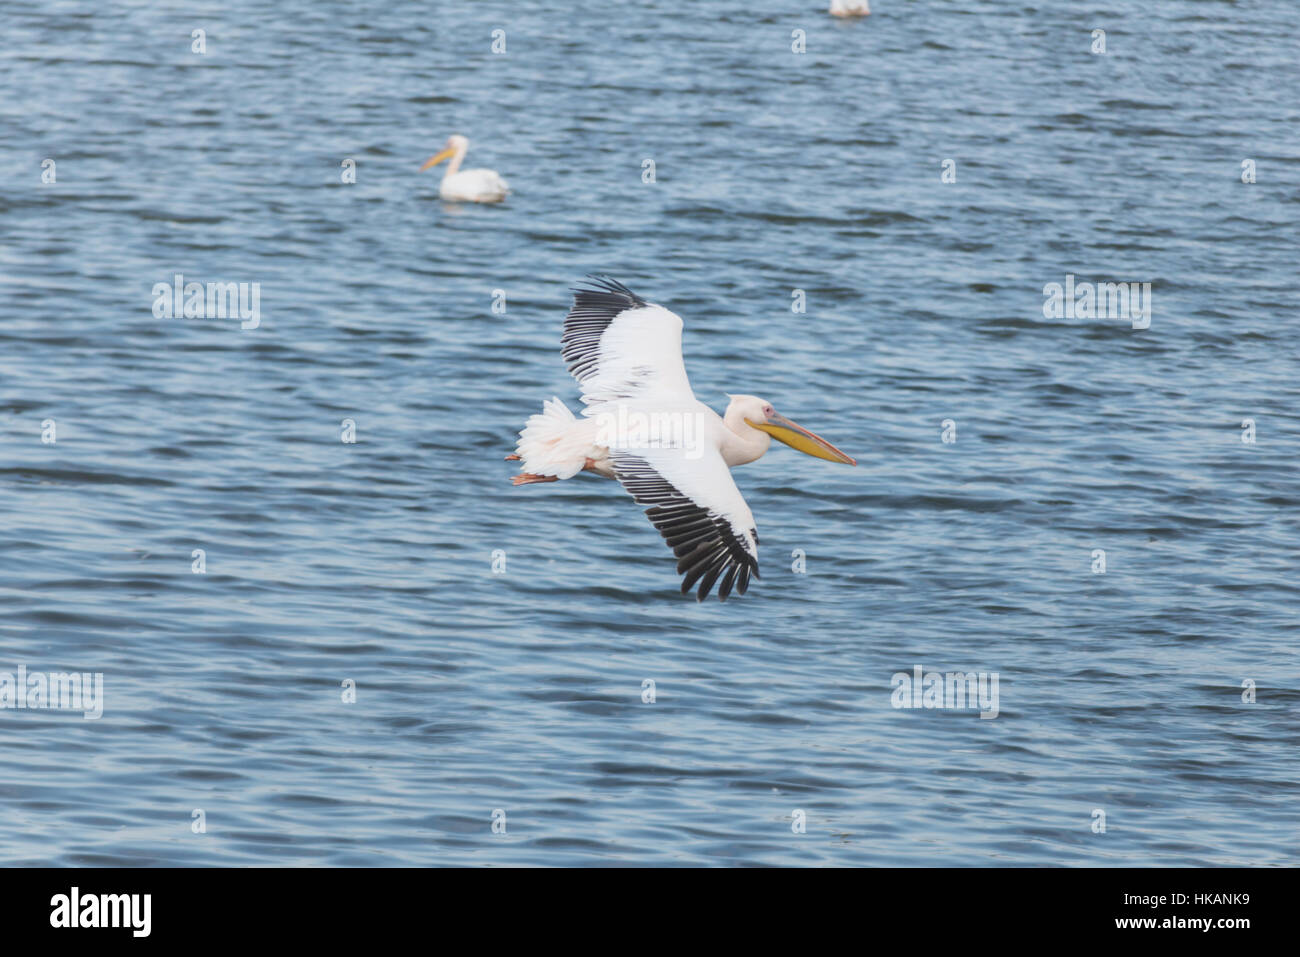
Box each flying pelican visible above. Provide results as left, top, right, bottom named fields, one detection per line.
left=830, top=0, right=871, bottom=16
left=419, top=134, right=509, bottom=203
left=506, top=277, right=857, bottom=602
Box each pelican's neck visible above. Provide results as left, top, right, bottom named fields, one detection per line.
left=720, top=405, right=771, bottom=467
left=443, top=143, right=466, bottom=178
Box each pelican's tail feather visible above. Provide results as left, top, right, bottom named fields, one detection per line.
left=511, top=397, right=594, bottom=481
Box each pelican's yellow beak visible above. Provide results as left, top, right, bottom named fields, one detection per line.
left=745, top=412, right=857, bottom=465
left=419, top=146, right=457, bottom=172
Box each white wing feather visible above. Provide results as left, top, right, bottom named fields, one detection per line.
left=561, top=278, right=695, bottom=409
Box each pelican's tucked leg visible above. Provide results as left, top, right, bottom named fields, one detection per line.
left=511, top=472, right=559, bottom=486
left=505, top=453, right=521, bottom=461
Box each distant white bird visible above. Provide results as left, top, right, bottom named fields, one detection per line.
left=419, top=134, right=509, bottom=203
left=506, top=277, right=858, bottom=601
left=830, top=0, right=871, bottom=16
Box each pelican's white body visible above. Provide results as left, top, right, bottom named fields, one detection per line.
left=830, top=0, right=871, bottom=16
left=440, top=167, right=510, bottom=203
left=515, top=391, right=774, bottom=482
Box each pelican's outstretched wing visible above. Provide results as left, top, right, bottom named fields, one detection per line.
left=562, top=276, right=695, bottom=408
left=612, top=448, right=760, bottom=602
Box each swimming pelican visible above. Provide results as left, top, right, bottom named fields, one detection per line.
left=506, top=277, right=857, bottom=602
left=419, top=134, right=509, bottom=203
left=830, top=0, right=871, bottom=16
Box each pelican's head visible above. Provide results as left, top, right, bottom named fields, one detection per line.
left=728, top=394, right=857, bottom=465
left=420, top=134, right=469, bottom=172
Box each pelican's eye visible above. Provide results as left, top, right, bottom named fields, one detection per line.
left=763, top=405, right=774, bottom=418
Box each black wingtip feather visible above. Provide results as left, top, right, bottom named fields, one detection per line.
left=573, top=274, right=644, bottom=298
left=718, top=565, right=739, bottom=601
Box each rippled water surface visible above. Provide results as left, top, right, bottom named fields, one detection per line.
left=1, top=0, right=1298, bottom=865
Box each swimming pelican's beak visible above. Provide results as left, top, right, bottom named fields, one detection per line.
left=419, top=147, right=457, bottom=171
left=745, top=412, right=858, bottom=465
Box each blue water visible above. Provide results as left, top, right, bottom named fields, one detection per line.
left=2, top=0, right=1297, bottom=865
